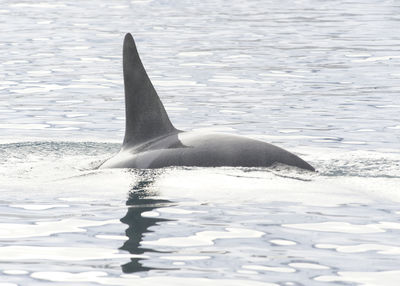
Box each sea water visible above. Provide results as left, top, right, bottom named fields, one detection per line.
left=0, top=0, right=399, bottom=285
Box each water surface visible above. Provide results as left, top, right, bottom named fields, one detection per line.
left=0, top=0, right=400, bottom=285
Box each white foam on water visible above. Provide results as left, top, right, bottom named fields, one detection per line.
left=152, top=168, right=400, bottom=206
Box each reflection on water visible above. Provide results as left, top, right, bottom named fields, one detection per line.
left=120, top=171, right=173, bottom=273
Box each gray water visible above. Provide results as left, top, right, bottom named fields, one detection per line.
left=0, top=0, right=400, bottom=285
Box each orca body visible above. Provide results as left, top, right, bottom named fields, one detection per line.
left=100, top=33, right=315, bottom=171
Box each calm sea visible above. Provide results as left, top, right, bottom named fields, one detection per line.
left=0, top=0, right=399, bottom=285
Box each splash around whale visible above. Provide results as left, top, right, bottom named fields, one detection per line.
left=100, top=33, right=315, bottom=171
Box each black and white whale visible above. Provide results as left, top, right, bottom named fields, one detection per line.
left=100, top=33, right=315, bottom=171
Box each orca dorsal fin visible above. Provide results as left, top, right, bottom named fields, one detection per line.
left=122, top=33, right=177, bottom=147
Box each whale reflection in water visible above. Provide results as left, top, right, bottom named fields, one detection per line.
left=120, top=171, right=173, bottom=273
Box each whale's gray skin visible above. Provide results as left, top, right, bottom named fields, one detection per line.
left=100, top=33, right=315, bottom=171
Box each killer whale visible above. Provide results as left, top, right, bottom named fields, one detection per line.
left=100, top=33, right=315, bottom=171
